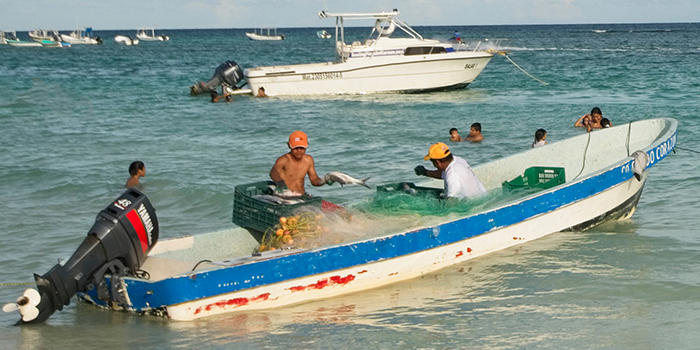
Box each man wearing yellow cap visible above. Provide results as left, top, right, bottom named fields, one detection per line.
left=414, top=142, right=486, bottom=199
left=270, top=131, right=328, bottom=195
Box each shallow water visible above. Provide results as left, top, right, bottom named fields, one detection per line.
left=1, top=23, right=699, bottom=348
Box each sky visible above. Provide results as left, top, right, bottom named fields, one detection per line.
left=1, top=0, right=698, bottom=31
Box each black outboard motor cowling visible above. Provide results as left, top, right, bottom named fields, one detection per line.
left=190, top=60, right=245, bottom=95
left=20, top=189, right=158, bottom=324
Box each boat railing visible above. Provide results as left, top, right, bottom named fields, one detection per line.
left=452, top=38, right=507, bottom=53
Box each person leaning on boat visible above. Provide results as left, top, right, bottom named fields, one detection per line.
left=270, top=131, right=330, bottom=195
left=414, top=142, right=486, bottom=199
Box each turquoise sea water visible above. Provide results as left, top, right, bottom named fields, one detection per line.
left=1, top=23, right=699, bottom=348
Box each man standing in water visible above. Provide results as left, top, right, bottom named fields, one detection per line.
left=414, top=142, right=486, bottom=199
left=270, top=131, right=328, bottom=195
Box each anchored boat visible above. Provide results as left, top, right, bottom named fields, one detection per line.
left=243, top=10, right=495, bottom=96
left=136, top=27, right=169, bottom=41
left=3, top=118, right=677, bottom=323
left=245, top=28, right=285, bottom=41
left=28, top=29, right=58, bottom=42
left=114, top=35, right=139, bottom=45
left=60, top=27, right=102, bottom=45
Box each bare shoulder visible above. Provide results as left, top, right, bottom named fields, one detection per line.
left=302, top=154, right=315, bottom=165
left=274, top=153, right=291, bottom=165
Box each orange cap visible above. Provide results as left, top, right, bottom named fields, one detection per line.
left=288, top=130, right=308, bottom=149
left=424, top=142, right=451, bottom=161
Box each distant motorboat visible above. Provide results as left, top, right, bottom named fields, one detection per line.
left=6, top=39, right=42, bottom=47
left=28, top=29, right=58, bottom=42
left=114, top=35, right=139, bottom=45
left=1, top=31, right=19, bottom=44
left=39, top=38, right=71, bottom=48
left=136, top=27, right=169, bottom=41
left=60, top=27, right=102, bottom=45
left=241, top=9, right=496, bottom=96
left=245, top=28, right=285, bottom=41
left=317, top=29, right=332, bottom=39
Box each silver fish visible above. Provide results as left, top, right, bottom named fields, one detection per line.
left=324, top=172, right=371, bottom=189
left=252, top=195, right=303, bottom=205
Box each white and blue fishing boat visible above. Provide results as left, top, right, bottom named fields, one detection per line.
left=3, top=118, right=677, bottom=323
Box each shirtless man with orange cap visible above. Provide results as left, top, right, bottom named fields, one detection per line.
left=270, top=131, right=328, bottom=195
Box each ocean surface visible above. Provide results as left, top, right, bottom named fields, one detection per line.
left=1, top=23, right=699, bottom=349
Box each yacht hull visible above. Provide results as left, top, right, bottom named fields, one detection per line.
left=245, top=53, right=493, bottom=96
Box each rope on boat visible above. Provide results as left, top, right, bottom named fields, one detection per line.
left=192, top=260, right=213, bottom=271
left=573, top=132, right=592, bottom=180
left=675, top=146, right=700, bottom=154
left=489, top=49, right=550, bottom=85
left=0, top=281, right=35, bottom=286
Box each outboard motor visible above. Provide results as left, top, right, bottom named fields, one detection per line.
left=190, top=60, right=245, bottom=95
left=2, top=189, right=158, bottom=324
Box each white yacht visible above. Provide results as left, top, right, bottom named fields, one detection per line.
left=136, top=27, right=169, bottom=41
left=243, top=10, right=496, bottom=96
left=245, top=28, right=285, bottom=41
left=60, top=27, right=102, bottom=45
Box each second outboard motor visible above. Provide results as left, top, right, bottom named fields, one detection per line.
left=2, top=189, right=158, bottom=324
left=190, top=60, right=245, bottom=95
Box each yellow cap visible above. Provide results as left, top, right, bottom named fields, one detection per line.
left=288, top=130, right=308, bottom=149
left=423, top=142, right=451, bottom=161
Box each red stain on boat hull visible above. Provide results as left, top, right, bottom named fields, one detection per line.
left=194, top=293, right=271, bottom=315
left=288, top=274, right=356, bottom=292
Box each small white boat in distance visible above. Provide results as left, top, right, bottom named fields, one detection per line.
left=245, top=28, right=285, bottom=41
left=136, top=27, right=169, bottom=41
left=28, top=29, right=58, bottom=42
left=243, top=10, right=496, bottom=96
left=1, top=31, right=19, bottom=44
left=6, top=39, right=42, bottom=47
left=60, top=27, right=102, bottom=45
left=114, top=35, right=139, bottom=45
left=316, top=29, right=332, bottom=39
left=39, top=38, right=71, bottom=48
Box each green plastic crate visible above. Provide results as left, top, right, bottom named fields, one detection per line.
left=232, top=181, right=322, bottom=233
left=502, top=167, right=566, bottom=191
left=376, top=182, right=445, bottom=199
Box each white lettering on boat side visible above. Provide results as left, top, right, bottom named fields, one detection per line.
left=301, top=72, right=343, bottom=81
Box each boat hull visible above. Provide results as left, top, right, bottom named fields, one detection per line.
left=79, top=118, right=677, bottom=321
left=60, top=34, right=99, bottom=45
left=6, top=40, right=42, bottom=47
left=245, top=32, right=284, bottom=41
left=245, top=53, right=493, bottom=96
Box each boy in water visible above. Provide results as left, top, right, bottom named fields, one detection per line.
left=465, top=123, right=484, bottom=142
left=449, top=128, right=463, bottom=142
left=270, top=131, right=329, bottom=195
left=126, top=161, right=145, bottom=188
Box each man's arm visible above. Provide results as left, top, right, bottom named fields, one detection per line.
left=270, top=155, right=287, bottom=182
left=306, top=156, right=326, bottom=187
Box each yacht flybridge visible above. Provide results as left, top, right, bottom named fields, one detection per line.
left=235, top=10, right=496, bottom=96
